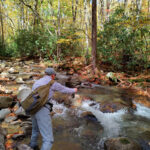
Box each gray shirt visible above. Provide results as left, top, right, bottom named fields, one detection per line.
left=32, top=75, right=75, bottom=101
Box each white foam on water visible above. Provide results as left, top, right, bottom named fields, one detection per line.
left=51, top=99, right=69, bottom=117
left=80, top=100, right=127, bottom=137
left=134, top=101, right=150, bottom=119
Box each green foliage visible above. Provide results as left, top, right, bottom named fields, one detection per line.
left=5, top=41, right=18, bottom=57
left=0, top=37, right=3, bottom=55
left=97, top=7, right=150, bottom=71
left=57, top=25, right=83, bottom=58
left=13, top=27, right=57, bottom=58
left=0, top=36, right=17, bottom=57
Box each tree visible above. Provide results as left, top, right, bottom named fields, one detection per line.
left=92, top=0, right=97, bottom=72
left=57, top=0, right=61, bottom=60
left=0, top=0, right=4, bottom=50
left=72, top=0, right=79, bottom=22
left=148, top=0, right=150, bottom=17
left=84, top=0, right=89, bottom=64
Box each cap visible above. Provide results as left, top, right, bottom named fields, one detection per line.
left=45, top=68, right=56, bottom=75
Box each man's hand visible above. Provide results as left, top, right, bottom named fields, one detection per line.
left=74, top=88, right=78, bottom=93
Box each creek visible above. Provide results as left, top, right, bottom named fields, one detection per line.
left=0, top=61, right=150, bottom=150
left=50, top=88, right=150, bottom=150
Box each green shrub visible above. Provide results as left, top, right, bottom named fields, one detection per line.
left=97, top=7, right=150, bottom=71
left=58, top=25, right=83, bottom=58
left=14, top=27, right=57, bottom=59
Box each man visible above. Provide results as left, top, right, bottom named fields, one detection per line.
left=29, top=68, right=77, bottom=150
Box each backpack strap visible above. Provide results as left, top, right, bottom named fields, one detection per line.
left=47, top=80, right=55, bottom=87
left=32, top=80, right=55, bottom=94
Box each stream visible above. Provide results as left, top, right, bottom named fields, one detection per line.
left=0, top=60, right=150, bottom=150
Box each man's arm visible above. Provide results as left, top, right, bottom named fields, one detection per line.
left=51, top=82, right=77, bottom=94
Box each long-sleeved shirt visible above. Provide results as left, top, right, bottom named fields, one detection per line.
left=32, top=75, right=75, bottom=101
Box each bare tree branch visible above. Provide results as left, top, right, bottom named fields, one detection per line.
left=19, top=0, right=39, bottom=17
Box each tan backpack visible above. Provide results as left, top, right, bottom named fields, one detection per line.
left=21, top=80, right=55, bottom=115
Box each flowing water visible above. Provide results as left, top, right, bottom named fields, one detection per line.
left=12, top=82, right=150, bottom=150
left=49, top=87, right=150, bottom=150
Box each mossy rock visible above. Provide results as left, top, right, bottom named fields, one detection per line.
left=119, top=138, right=130, bottom=144
left=104, top=137, right=142, bottom=150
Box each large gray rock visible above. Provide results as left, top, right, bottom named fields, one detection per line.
left=16, top=86, right=32, bottom=116
left=104, top=137, right=142, bottom=150
left=0, top=96, right=13, bottom=108
left=14, top=104, right=26, bottom=116
left=17, top=87, right=32, bottom=102
left=55, top=72, right=69, bottom=85
left=66, top=75, right=81, bottom=88
left=0, top=108, right=11, bottom=120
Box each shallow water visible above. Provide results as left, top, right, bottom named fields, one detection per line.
left=6, top=85, right=150, bottom=150
left=1, top=63, right=150, bottom=150
left=49, top=87, right=150, bottom=150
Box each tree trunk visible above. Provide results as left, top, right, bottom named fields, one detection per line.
left=124, top=0, right=128, bottom=10
left=34, top=0, right=39, bottom=27
left=21, top=3, right=25, bottom=29
left=72, top=0, right=78, bottom=23
left=100, top=0, right=104, bottom=29
left=97, top=0, right=101, bottom=28
left=57, top=0, right=61, bottom=61
left=92, top=0, right=97, bottom=72
left=84, top=0, right=89, bottom=64
left=148, top=0, right=150, bottom=17
left=0, top=1, right=4, bottom=50
left=136, top=0, right=142, bottom=19
left=26, top=7, right=29, bottom=29
left=106, top=0, right=110, bottom=21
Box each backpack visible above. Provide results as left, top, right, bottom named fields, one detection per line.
left=21, top=80, right=55, bottom=115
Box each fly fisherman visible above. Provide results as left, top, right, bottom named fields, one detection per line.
left=29, top=68, right=77, bottom=150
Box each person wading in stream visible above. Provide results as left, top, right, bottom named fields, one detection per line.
left=29, top=68, right=77, bottom=150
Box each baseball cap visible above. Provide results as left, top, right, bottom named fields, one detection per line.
left=45, top=68, right=56, bottom=75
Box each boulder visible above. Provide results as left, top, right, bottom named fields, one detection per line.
left=99, top=97, right=132, bottom=113
left=104, top=137, right=142, bottom=150
left=55, top=72, right=69, bottom=86
left=106, top=72, right=120, bottom=84
left=14, top=105, right=26, bottom=116
left=17, top=87, right=32, bottom=102
left=81, top=111, right=98, bottom=122
left=0, top=108, right=11, bottom=120
left=66, top=75, right=81, bottom=88
left=0, top=96, right=13, bottom=108
left=100, top=102, right=126, bottom=113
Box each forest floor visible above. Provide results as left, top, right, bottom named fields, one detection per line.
left=38, top=56, right=150, bottom=99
